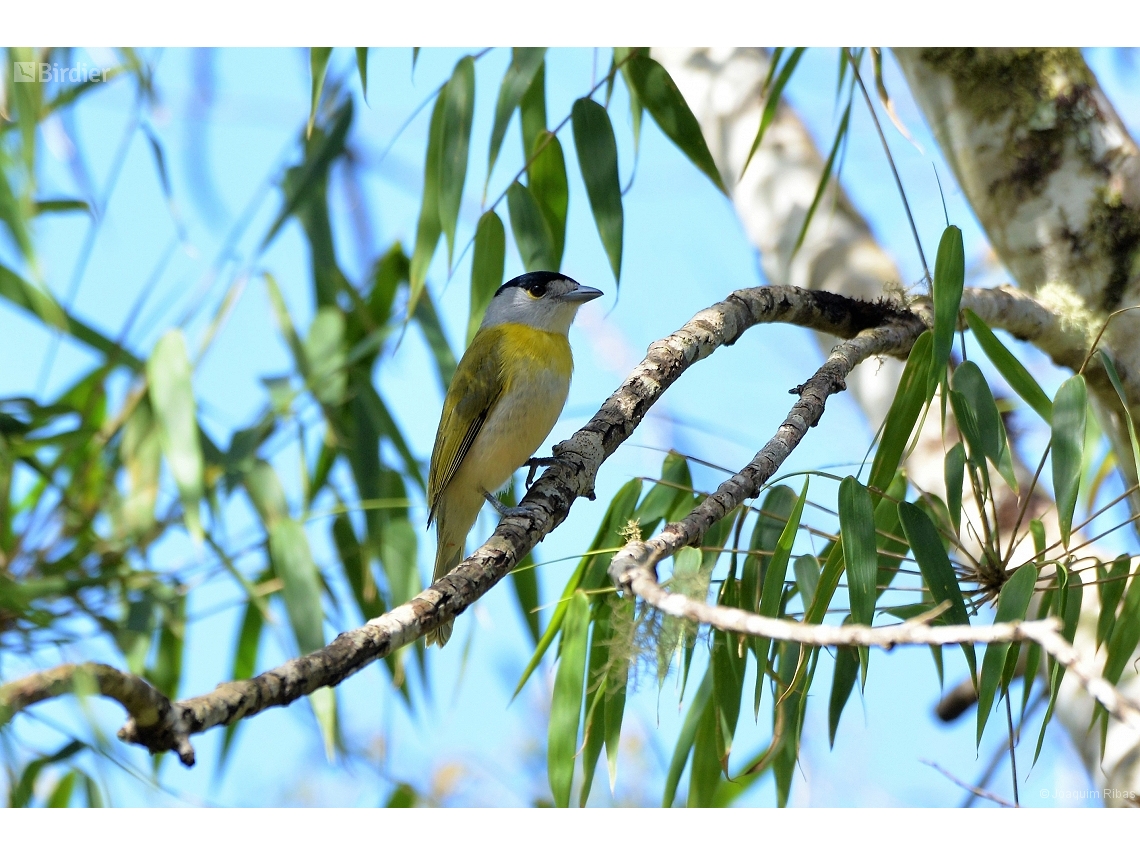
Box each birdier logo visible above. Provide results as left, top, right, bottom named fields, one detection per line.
left=13, top=61, right=111, bottom=84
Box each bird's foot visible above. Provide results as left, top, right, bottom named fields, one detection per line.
left=483, top=490, right=529, bottom=519
left=524, top=456, right=560, bottom=489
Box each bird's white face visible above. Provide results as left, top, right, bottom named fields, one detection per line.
left=480, top=273, right=603, bottom=335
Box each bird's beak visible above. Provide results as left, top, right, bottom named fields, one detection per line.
left=558, top=284, right=604, bottom=304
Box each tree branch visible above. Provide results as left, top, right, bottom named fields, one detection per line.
left=5, top=282, right=1124, bottom=763
left=1, top=284, right=920, bottom=765
left=606, top=308, right=1140, bottom=734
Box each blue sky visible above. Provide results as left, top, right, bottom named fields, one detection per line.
left=4, top=47, right=1138, bottom=807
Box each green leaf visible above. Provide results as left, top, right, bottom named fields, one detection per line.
left=1103, top=560, right=1140, bottom=686
left=624, top=55, right=726, bottom=194
left=741, top=47, right=806, bottom=178
left=741, top=486, right=797, bottom=620
left=1051, top=375, right=1088, bottom=548
left=467, top=211, right=506, bottom=344
left=712, top=580, right=744, bottom=771
left=269, top=518, right=325, bottom=655
left=604, top=598, right=631, bottom=793
left=964, top=309, right=1052, bottom=422
left=754, top=479, right=807, bottom=709
left=662, top=667, right=711, bottom=807
left=579, top=599, right=612, bottom=806
left=791, top=97, right=852, bottom=260
left=1098, top=349, right=1140, bottom=489
left=873, top=471, right=909, bottom=597
left=519, top=61, right=547, bottom=155
left=1096, top=555, right=1130, bottom=649
left=10, top=740, right=84, bottom=808
left=334, top=515, right=385, bottom=622
left=487, top=48, right=547, bottom=184
left=304, top=307, right=347, bottom=405
left=548, top=590, right=590, bottom=808
left=944, top=442, right=966, bottom=534
left=411, top=287, right=458, bottom=393
left=869, top=330, right=933, bottom=492
left=385, top=782, right=418, bottom=807
left=793, top=554, right=820, bottom=609
left=514, top=479, right=642, bottom=697
left=0, top=263, right=143, bottom=370
left=976, top=562, right=1038, bottom=744
left=688, top=684, right=721, bottom=807
left=950, top=361, right=1006, bottom=469
left=355, top=48, right=369, bottom=100
left=614, top=48, right=645, bottom=152
left=0, top=161, right=33, bottom=261
left=929, top=226, right=965, bottom=388
left=308, top=48, right=333, bottom=138
left=46, top=770, right=77, bottom=808
left=147, top=331, right=205, bottom=542
left=507, top=181, right=556, bottom=272
left=262, top=99, right=353, bottom=251
left=571, top=98, right=623, bottom=283
left=408, top=92, right=447, bottom=315
left=438, top=56, right=476, bottom=266
left=310, top=685, right=338, bottom=762
left=839, top=477, right=877, bottom=629
left=828, top=630, right=860, bottom=746
left=33, top=198, right=92, bottom=216
left=1034, top=567, right=1082, bottom=764
left=898, top=501, right=976, bottom=678
left=527, top=132, right=569, bottom=269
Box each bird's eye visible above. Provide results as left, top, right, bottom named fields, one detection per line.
left=526, top=282, right=547, bottom=299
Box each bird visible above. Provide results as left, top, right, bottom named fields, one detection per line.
left=425, top=271, right=603, bottom=646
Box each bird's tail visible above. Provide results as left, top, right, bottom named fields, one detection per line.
left=426, top=543, right=463, bottom=647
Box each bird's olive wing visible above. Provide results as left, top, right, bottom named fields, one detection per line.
left=427, top=329, right=505, bottom=525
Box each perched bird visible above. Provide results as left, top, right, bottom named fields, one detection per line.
left=425, top=271, right=602, bottom=646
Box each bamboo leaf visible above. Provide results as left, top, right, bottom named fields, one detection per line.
left=950, top=361, right=1005, bottom=468
left=1051, top=375, right=1087, bottom=548
left=269, top=518, right=325, bottom=655
left=487, top=48, right=547, bottom=183
left=754, top=479, right=807, bottom=709
left=467, top=211, right=506, bottom=344
left=964, top=309, right=1052, bottom=421
left=1096, top=555, right=1130, bottom=650
left=898, top=501, right=976, bottom=678
left=1097, top=350, right=1140, bottom=488
left=869, top=330, right=933, bottom=492
left=662, top=668, right=711, bottom=807
left=741, top=47, right=805, bottom=178
left=514, top=479, right=642, bottom=697
left=527, top=131, right=569, bottom=269
left=355, top=48, right=369, bottom=100
left=548, top=590, right=590, bottom=808
left=579, top=600, right=612, bottom=806
left=438, top=56, right=476, bottom=266
left=571, top=98, right=623, bottom=283
left=147, top=331, right=205, bottom=542
left=930, top=225, right=965, bottom=388
left=308, top=48, right=333, bottom=138
left=793, top=554, right=820, bottom=609
left=976, top=562, right=1038, bottom=745
left=408, top=92, right=447, bottom=315
left=506, top=181, right=556, bottom=272
left=624, top=55, right=726, bottom=194
left=1103, top=560, right=1140, bottom=686
left=791, top=97, right=851, bottom=260
left=828, top=629, right=859, bottom=746
left=519, top=61, right=547, bottom=155
left=944, top=442, right=966, bottom=534
left=839, top=477, right=877, bottom=629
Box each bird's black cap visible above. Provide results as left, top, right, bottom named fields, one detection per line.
left=493, top=271, right=579, bottom=298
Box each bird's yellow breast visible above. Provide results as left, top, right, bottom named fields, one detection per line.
left=495, top=323, right=574, bottom=392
